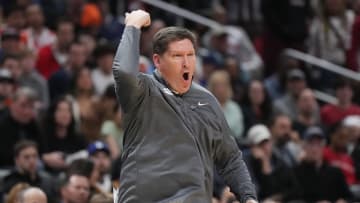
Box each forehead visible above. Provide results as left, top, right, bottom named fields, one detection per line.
left=166, top=39, right=195, bottom=52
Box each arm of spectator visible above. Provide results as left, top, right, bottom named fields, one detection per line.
left=112, top=10, right=151, bottom=112
left=42, top=151, right=66, bottom=169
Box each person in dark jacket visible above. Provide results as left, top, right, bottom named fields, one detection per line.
left=0, top=140, right=56, bottom=202
left=113, top=10, right=257, bottom=203
left=295, top=126, right=352, bottom=202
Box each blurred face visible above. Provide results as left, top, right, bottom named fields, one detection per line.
left=271, top=116, right=292, bottom=141
left=26, top=5, right=44, bottom=28
left=57, top=22, right=74, bottom=50
left=15, top=146, right=38, bottom=174
left=336, top=86, right=353, bottom=105
left=259, top=139, right=273, bottom=157
left=4, top=58, right=22, bottom=80
left=91, top=151, right=111, bottom=174
left=210, top=73, right=230, bottom=104
left=21, top=54, right=36, bottom=73
left=62, top=175, right=90, bottom=203
left=1, top=38, right=21, bottom=54
left=79, top=34, right=96, bottom=57
left=7, top=10, right=26, bottom=30
left=287, top=79, right=306, bottom=97
left=11, top=96, right=35, bottom=124
left=298, top=89, right=317, bottom=115
left=97, top=54, right=114, bottom=74
left=68, top=44, right=87, bottom=69
left=153, top=39, right=196, bottom=94
left=76, top=68, right=93, bottom=92
left=249, top=80, right=264, bottom=106
left=55, top=101, right=72, bottom=128
left=304, top=138, right=325, bottom=162
left=0, top=81, right=15, bottom=98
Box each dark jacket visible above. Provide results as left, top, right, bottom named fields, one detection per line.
left=295, top=161, right=352, bottom=202
left=112, top=26, right=257, bottom=203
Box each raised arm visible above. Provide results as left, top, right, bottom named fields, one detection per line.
left=112, top=10, right=151, bottom=111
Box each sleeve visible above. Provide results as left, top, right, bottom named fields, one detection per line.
left=214, top=117, right=258, bottom=203
left=112, top=26, right=147, bottom=112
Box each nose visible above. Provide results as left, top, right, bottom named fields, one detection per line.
left=182, top=56, right=190, bottom=69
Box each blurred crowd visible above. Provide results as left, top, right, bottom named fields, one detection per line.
left=0, top=0, right=360, bottom=203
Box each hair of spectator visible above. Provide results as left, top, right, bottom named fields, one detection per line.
left=12, top=87, right=38, bottom=102
left=93, top=42, right=115, bottom=59
left=268, top=113, right=290, bottom=128
left=45, top=95, right=76, bottom=138
left=152, top=26, right=197, bottom=55
left=55, top=17, right=74, bottom=31
left=14, top=140, right=38, bottom=158
left=5, top=183, right=30, bottom=203
left=1, top=53, right=20, bottom=65
left=3, top=5, right=24, bottom=19
left=334, top=77, right=352, bottom=90
left=67, top=158, right=95, bottom=179
left=17, top=187, right=46, bottom=203
left=90, top=193, right=113, bottom=203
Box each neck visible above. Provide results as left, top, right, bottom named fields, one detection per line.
left=298, top=113, right=314, bottom=125
left=32, top=25, right=43, bottom=34
left=338, top=101, right=351, bottom=108
left=56, top=126, right=67, bottom=138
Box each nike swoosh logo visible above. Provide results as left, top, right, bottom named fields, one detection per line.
left=198, top=102, right=208, bottom=106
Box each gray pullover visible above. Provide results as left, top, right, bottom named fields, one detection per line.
left=113, top=26, right=257, bottom=203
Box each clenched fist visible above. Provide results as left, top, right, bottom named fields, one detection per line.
left=125, top=9, right=151, bottom=29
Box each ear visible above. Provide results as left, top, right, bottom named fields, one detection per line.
left=152, top=54, right=161, bottom=70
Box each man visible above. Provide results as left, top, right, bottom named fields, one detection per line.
left=36, top=18, right=74, bottom=79
left=18, top=187, right=48, bottom=203
left=295, top=126, right=352, bottom=202
left=88, top=141, right=112, bottom=193
left=273, top=68, right=307, bottom=121
left=0, top=28, right=23, bottom=62
left=60, top=173, right=91, bottom=203
left=269, top=114, right=300, bottom=168
left=1, top=140, right=56, bottom=201
left=0, top=68, right=16, bottom=117
left=244, top=124, right=300, bottom=202
left=321, top=78, right=360, bottom=126
left=292, top=88, right=320, bottom=137
left=0, top=87, right=43, bottom=167
left=113, top=10, right=257, bottom=203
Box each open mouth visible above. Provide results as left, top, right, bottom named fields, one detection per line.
left=183, top=72, right=189, bottom=81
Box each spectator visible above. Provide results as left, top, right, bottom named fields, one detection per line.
left=87, top=141, right=112, bottom=193
left=347, top=0, right=360, bottom=71
left=309, top=0, right=354, bottom=66
left=22, top=4, right=56, bottom=54
left=0, top=28, right=23, bottom=62
left=2, top=54, right=22, bottom=83
left=100, top=104, right=123, bottom=159
left=42, top=96, right=87, bottom=175
left=2, top=5, right=26, bottom=32
left=273, top=68, right=307, bottom=121
left=78, top=33, right=97, bottom=68
left=36, top=18, right=74, bottom=79
left=72, top=67, right=101, bottom=142
left=244, top=124, right=300, bottom=202
left=321, top=78, right=360, bottom=126
left=269, top=114, right=301, bottom=168
left=4, top=183, right=30, bottom=203
left=91, top=43, right=115, bottom=96
left=323, top=124, right=357, bottom=186
left=207, top=70, right=244, bottom=140
left=48, top=42, right=87, bottom=101
left=293, top=88, right=320, bottom=137
left=17, top=187, right=47, bottom=203
left=242, top=80, right=272, bottom=134
left=18, top=50, right=49, bottom=109
left=0, top=68, right=16, bottom=117
left=343, top=116, right=360, bottom=180
left=60, top=173, right=90, bottom=203
left=1, top=140, right=56, bottom=202
left=261, top=0, right=312, bottom=76
left=0, top=87, right=43, bottom=167
left=295, top=126, right=352, bottom=202
left=223, top=56, right=246, bottom=104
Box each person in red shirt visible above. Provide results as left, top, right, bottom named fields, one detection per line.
left=323, top=124, right=358, bottom=185
left=35, top=18, right=74, bottom=79
left=321, top=79, right=360, bottom=126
